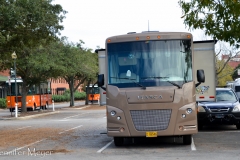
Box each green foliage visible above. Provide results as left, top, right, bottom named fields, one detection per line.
left=0, top=0, right=67, bottom=112
left=54, top=40, right=98, bottom=81
left=52, top=91, right=86, bottom=102
left=0, top=0, right=67, bottom=59
left=49, top=40, right=98, bottom=106
left=179, top=0, right=240, bottom=47
left=0, top=98, right=7, bottom=109
left=74, top=92, right=86, bottom=100
left=52, top=95, right=69, bottom=102
left=217, top=60, right=234, bottom=86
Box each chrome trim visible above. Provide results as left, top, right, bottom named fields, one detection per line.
left=209, top=108, right=230, bottom=112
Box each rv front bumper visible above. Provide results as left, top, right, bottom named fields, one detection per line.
left=107, top=103, right=198, bottom=137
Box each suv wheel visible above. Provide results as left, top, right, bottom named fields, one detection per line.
left=198, top=124, right=203, bottom=130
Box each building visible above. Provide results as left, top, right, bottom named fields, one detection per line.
left=222, top=54, right=240, bottom=69
left=0, top=70, right=10, bottom=98
left=50, top=78, right=83, bottom=95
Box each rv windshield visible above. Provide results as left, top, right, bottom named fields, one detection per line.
left=107, top=40, right=193, bottom=88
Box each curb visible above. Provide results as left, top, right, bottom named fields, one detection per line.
left=0, top=111, right=60, bottom=120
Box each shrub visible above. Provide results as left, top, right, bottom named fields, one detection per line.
left=52, top=91, right=86, bottom=102
left=74, top=91, right=86, bottom=100
left=0, top=98, right=7, bottom=109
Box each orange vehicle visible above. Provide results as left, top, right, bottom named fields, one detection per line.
left=6, top=78, right=52, bottom=112
left=86, top=84, right=100, bottom=103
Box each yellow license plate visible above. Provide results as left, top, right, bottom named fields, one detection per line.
left=146, top=131, right=157, bottom=137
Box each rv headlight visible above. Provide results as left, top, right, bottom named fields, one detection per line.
left=197, top=106, right=206, bottom=112
left=186, top=108, right=193, bottom=114
left=232, top=104, right=240, bottom=112
left=110, top=110, right=116, bottom=116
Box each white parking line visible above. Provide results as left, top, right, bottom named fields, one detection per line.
left=57, top=119, right=90, bottom=122
left=76, top=106, right=91, bottom=110
left=191, top=137, right=196, bottom=151
left=59, top=125, right=83, bottom=134
left=5, top=139, right=45, bottom=155
left=15, top=126, right=31, bottom=130
left=97, top=140, right=113, bottom=153
left=200, top=130, right=240, bottom=133
left=63, top=113, right=89, bottom=119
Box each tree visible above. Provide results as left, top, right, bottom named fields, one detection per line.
left=179, top=0, right=240, bottom=47
left=0, top=0, right=67, bottom=112
left=216, top=59, right=234, bottom=86
left=52, top=40, right=98, bottom=107
left=215, top=41, right=239, bottom=70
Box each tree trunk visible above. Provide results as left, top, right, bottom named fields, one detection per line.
left=69, top=77, right=75, bottom=107
left=85, top=80, right=91, bottom=105
left=21, top=80, right=28, bottom=112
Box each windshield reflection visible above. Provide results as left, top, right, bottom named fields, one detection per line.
left=107, top=40, right=193, bottom=88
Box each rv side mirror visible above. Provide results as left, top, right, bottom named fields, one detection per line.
left=98, top=74, right=104, bottom=87
left=195, top=70, right=205, bottom=87
left=197, top=70, right=205, bottom=83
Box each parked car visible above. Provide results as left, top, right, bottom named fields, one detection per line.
left=197, top=88, right=240, bottom=130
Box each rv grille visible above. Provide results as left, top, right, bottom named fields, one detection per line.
left=130, top=109, right=171, bottom=131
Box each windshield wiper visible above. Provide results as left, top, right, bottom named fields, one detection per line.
left=111, top=77, right=146, bottom=89
left=141, top=76, right=181, bottom=89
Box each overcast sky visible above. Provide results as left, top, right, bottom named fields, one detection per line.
left=53, top=0, right=205, bottom=50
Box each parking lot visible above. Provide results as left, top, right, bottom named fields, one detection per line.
left=0, top=104, right=240, bottom=160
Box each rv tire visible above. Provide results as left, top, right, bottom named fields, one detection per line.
left=183, top=135, right=192, bottom=145
left=114, top=137, right=124, bottom=146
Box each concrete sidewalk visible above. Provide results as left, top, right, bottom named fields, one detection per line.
left=0, top=104, right=103, bottom=120
left=0, top=109, right=60, bottom=120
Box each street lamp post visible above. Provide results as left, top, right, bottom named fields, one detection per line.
left=11, top=51, right=18, bottom=118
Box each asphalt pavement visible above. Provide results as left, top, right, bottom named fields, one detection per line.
left=1, top=102, right=240, bottom=160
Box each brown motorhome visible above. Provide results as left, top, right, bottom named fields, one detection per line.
left=96, top=31, right=206, bottom=146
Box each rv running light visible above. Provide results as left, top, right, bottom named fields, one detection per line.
left=179, top=126, right=184, bottom=131
left=120, top=127, right=125, bottom=132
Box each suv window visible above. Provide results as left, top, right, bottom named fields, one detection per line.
left=216, top=90, right=237, bottom=101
